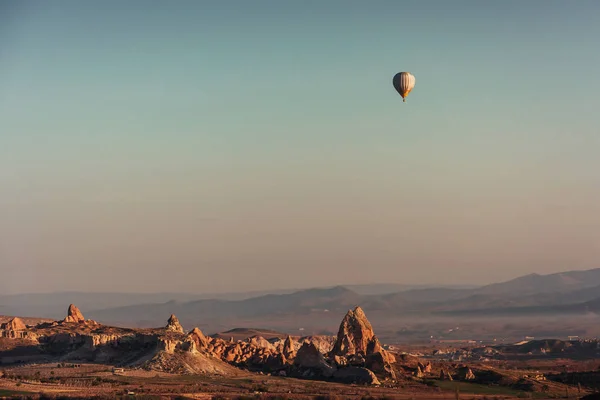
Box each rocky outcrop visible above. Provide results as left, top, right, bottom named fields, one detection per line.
left=84, top=334, right=128, bottom=349
left=331, top=306, right=375, bottom=357
left=283, top=336, right=296, bottom=359
left=165, top=314, right=184, bottom=333
left=414, top=365, right=424, bottom=378
left=294, top=342, right=335, bottom=377
left=0, top=317, right=35, bottom=339
left=333, top=366, right=381, bottom=385
left=418, top=361, right=432, bottom=374
left=365, top=347, right=396, bottom=378
left=328, top=306, right=396, bottom=381
left=298, top=335, right=335, bottom=354
left=64, top=304, right=85, bottom=323
left=0, top=306, right=397, bottom=387
left=440, top=368, right=454, bottom=381
left=4, top=317, right=27, bottom=331
left=458, top=366, right=475, bottom=380
left=186, top=327, right=210, bottom=351
left=173, top=330, right=291, bottom=373
left=291, top=340, right=385, bottom=385
left=248, top=336, right=275, bottom=351
left=158, top=337, right=178, bottom=353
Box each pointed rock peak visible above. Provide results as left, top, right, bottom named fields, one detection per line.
left=166, top=314, right=184, bottom=333
left=414, top=365, right=424, bottom=377
left=298, top=341, right=319, bottom=353
left=283, top=335, right=296, bottom=357
left=248, top=335, right=275, bottom=351
left=330, top=305, right=375, bottom=357
left=187, top=326, right=209, bottom=349
left=352, top=305, right=366, bottom=316
left=7, top=317, right=27, bottom=331
left=64, top=304, right=85, bottom=323
left=351, top=306, right=372, bottom=327
left=284, top=335, right=294, bottom=348
left=189, top=327, right=205, bottom=339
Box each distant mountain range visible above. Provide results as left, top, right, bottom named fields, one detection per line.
left=3, top=268, right=600, bottom=335
left=0, top=283, right=472, bottom=320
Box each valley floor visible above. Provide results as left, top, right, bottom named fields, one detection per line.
left=0, top=362, right=585, bottom=400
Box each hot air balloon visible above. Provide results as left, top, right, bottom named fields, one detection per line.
left=392, top=72, right=415, bottom=102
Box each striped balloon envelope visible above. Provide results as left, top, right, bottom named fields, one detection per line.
left=392, top=72, right=416, bottom=102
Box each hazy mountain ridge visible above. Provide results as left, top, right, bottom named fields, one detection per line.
left=0, top=283, right=471, bottom=319
left=470, top=269, right=600, bottom=296
left=3, top=268, right=600, bottom=332
left=87, top=268, right=600, bottom=330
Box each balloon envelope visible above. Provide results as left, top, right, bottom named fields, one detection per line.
left=393, top=72, right=415, bottom=102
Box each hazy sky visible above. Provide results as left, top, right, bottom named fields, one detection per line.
left=1, top=0, right=599, bottom=294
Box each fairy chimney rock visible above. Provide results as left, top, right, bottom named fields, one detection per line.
left=64, top=304, right=85, bottom=323
left=331, top=306, right=376, bottom=357
left=166, top=314, right=184, bottom=333
left=283, top=335, right=296, bottom=358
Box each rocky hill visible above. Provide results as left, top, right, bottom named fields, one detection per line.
left=2, top=304, right=595, bottom=398
left=0, top=304, right=398, bottom=385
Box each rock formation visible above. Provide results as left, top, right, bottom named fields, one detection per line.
left=333, top=366, right=381, bottom=385
left=0, top=305, right=398, bottom=386
left=294, top=342, right=335, bottom=377
left=414, top=365, right=424, bottom=378
left=418, top=361, right=432, bottom=374
left=63, top=304, right=85, bottom=323
left=283, top=335, right=296, bottom=359
left=0, top=317, right=33, bottom=339
left=458, top=366, right=475, bottom=380
left=165, top=314, right=184, bottom=333
left=331, top=306, right=376, bottom=357
left=187, top=327, right=210, bottom=350
left=4, top=317, right=26, bottom=331
left=440, top=368, right=454, bottom=381
left=298, top=335, right=335, bottom=353
left=248, top=335, right=275, bottom=351
left=328, top=306, right=396, bottom=380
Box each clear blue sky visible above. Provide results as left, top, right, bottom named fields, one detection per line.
left=1, top=0, right=599, bottom=294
